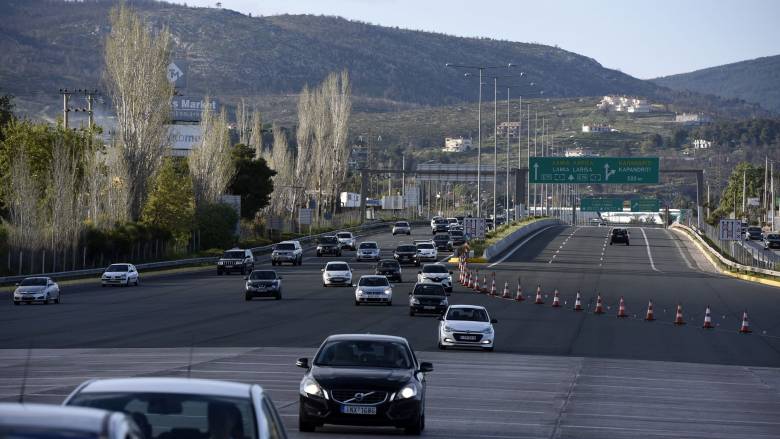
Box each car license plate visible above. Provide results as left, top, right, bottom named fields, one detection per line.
left=424, top=306, right=435, bottom=310
left=461, top=335, right=477, bottom=341
left=256, top=287, right=266, bottom=292
left=341, top=405, right=376, bottom=415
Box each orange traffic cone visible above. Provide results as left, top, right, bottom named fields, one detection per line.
left=502, top=281, right=510, bottom=299
left=617, top=296, right=627, bottom=318
left=593, top=294, right=604, bottom=314
left=739, top=311, right=752, bottom=333
left=489, top=274, right=496, bottom=296
left=473, top=271, right=481, bottom=292
left=573, top=291, right=583, bottom=311
left=515, top=282, right=525, bottom=302
left=673, top=304, right=685, bottom=325
left=702, top=306, right=714, bottom=329
left=466, top=271, right=473, bottom=289
left=645, top=300, right=655, bottom=321
left=551, top=289, right=561, bottom=307
left=534, top=285, right=544, bottom=304
left=481, top=276, right=488, bottom=294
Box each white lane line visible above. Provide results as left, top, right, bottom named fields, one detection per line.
left=667, top=229, right=695, bottom=270
left=488, top=225, right=560, bottom=267
left=640, top=228, right=661, bottom=272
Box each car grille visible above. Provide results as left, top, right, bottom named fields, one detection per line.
left=331, top=390, right=388, bottom=405
left=221, top=260, right=240, bottom=265
left=453, top=333, right=483, bottom=342
left=419, top=298, right=442, bottom=306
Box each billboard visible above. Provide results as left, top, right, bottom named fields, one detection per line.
left=529, top=157, right=659, bottom=184
left=167, top=124, right=202, bottom=152
left=171, top=96, right=219, bottom=122
left=167, top=60, right=188, bottom=89
left=463, top=217, right=486, bottom=240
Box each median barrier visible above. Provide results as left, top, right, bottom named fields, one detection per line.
left=483, top=218, right=562, bottom=261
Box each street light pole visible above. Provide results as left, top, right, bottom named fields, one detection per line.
left=506, top=86, right=511, bottom=222
left=493, top=77, right=498, bottom=222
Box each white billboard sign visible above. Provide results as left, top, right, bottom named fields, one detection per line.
left=167, top=124, right=202, bottom=153
left=172, top=96, right=219, bottom=122
left=298, top=208, right=313, bottom=225
left=719, top=219, right=742, bottom=241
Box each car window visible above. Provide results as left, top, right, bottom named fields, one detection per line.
left=275, top=243, right=295, bottom=250
left=20, top=278, right=48, bottom=286
left=768, top=234, right=780, bottom=239
left=422, top=265, right=448, bottom=273
left=394, top=222, right=408, bottom=227
left=319, top=237, right=338, bottom=244
left=397, top=245, right=416, bottom=252
left=107, top=264, right=129, bottom=272
left=249, top=271, right=277, bottom=280
left=223, top=251, right=245, bottom=259
left=327, top=263, right=349, bottom=271
left=434, top=235, right=450, bottom=240
left=417, top=244, right=434, bottom=250
left=359, top=242, right=378, bottom=249
left=337, top=233, right=351, bottom=238
left=314, top=340, right=411, bottom=368
left=748, top=227, right=762, bottom=232
left=378, top=261, right=399, bottom=268
left=446, top=307, right=489, bottom=322
left=450, top=231, right=463, bottom=236
left=413, top=284, right=445, bottom=296
left=359, top=277, right=389, bottom=286
left=435, top=219, right=448, bottom=225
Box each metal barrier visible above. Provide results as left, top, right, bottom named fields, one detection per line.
left=693, top=222, right=777, bottom=270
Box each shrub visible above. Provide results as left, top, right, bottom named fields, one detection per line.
left=197, top=203, right=239, bottom=250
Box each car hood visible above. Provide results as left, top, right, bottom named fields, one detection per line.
left=337, top=237, right=353, bottom=242
left=15, top=286, right=46, bottom=293
left=359, top=248, right=379, bottom=252
left=420, top=273, right=449, bottom=280
left=357, top=285, right=390, bottom=292
left=443, top=320, right=491, bottom=332
left=311, top=366, right=413, bottom=391
left=103, top=271, right=128, bottom=276
left=413, top=294, right=446, bottom=301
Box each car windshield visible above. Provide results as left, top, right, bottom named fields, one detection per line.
left=314, top=340, right=411, bottom=369
left=767, top=234, right=780, bottom=239
left=612, top=230, right=626, bottom=235
left=447, top=219, right=457, bottom=223
left=337, top=233, right=351, bottom=238
left=394, top=222, right=408, bottom=227
left=748, top=227, right=762, bottom=232
left=422, top=265, right=448, bottom=273
left=378, top=261, right=399, bottom=268
left=397, top=245, right=416, bottom=252
left=249, top=271, right=276, bottom=280
left=435, top=219, right=448, bottom=225
left=275, top=243, right=295, bottom=250
left=413, top=284, right=445, bottom=296
left=434, top=235, right=450, bottom=241
left=2, top=428, right=97, bottom=439
left=417, top=244, right=434, bottom=250
left=327, top=263, right=349, bottom=271
left=359, top=242, right=378, bottom=249
left=319, top=237, right=338, bottom=244
left=20, top=278, right=47, bottom=286
left=106, top=264, right=129, bottom=272
left=446, top=307, right=489, bottom=322
left=451, top=231, right=463, bottom=236
left=67, top=392, right=258, bottom=439
left=223, top=251, right=245, bottom=259
left=359, top=277, right=389, bottom=287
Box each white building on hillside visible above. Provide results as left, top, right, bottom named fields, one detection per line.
left=582, top=123, right=613, bottom=133
left=443, top=137, right=473, bottom=152
left=598, top=95, right=651, bottom=113
left=675, top=113, right=713, bottom=125
left=693, top=139, right=712, bottom=149
left=565, top=147, right=598, bottom=157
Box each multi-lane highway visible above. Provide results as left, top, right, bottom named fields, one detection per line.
left=1, top=223, right=780, bottom=438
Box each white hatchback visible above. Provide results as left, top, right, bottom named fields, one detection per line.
left=354, top=275, right=393, bottom=306
left=438, top=305, right=497, bottom=351
left=101, top=263, right=140, bottom=287
left=322, top=261, right=353, bottom=287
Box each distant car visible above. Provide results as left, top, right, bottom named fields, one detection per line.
left=13, top=276, right=60, bottom=305
left=409, top=283, right=448, bottom=316
left=590, top=218, right=601, bottom=226
left=354, top=275, right=393, bottom=306
left=438, top=305, right=497, bottom=351
left=609, top=228, right=630, bottom=246
left=356, top=241, right=381, bottom=261
left=393, top=244, right=419, bottom=265
left=417, top=263, right=453, bottom=292
left=102, top=263, right=140, bottom=286
left=392, top=221, right=412, bottom=236
left=431, top=218, right=449, bottom=234
left=432, top=233, right=453, bottom=251
left=449, top=230, right=466, bottom=246
left=485, top=218, right=494, bottom=230
left=336, top=232, right=357, bottom=250
left=745, top=226, right=763, bottom=241
left=415, top=242, right=438, bottom=263
left=446, top=217, right=458, bottom=229
left=429, top=216, right=443, bottom=229
left=245, top=270, right=282, bottom=301
left=763, top=233, right=780, bottom=249
left=455, top=216, right=465, bottom=224
left=218, top=248, right=255, bottom=274
left=317, top=236, right=342, bottom=257
left=375, top=259, right=402, bottom=282
left=64, top=377, right=288, bottom=439
left=322, top=261, right=353, bottom=287
left=271, top=241, right=303, bottom=266
left=0, top=403, right=143, bottom=439
left=296, top=334, right=431, bottom=434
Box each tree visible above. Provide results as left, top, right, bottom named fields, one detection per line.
left=189, top=98, right=235, bottom=207
left=197, top=203, right=239, bottom=249
left=0, top=93, right=14, bottom=142
left=263, top=124, right=295, bottom=219
left=230, top=143, right=275, bottom=219
left=248, top=109, right=263, bottom=159
left=104, top=3, right=174, bottom=220
left=141, top=157, right=195, bottom=247
left=712, top=162, right=764, bottom=221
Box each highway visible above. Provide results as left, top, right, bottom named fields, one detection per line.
left=1, top=223, right=780, bottom=438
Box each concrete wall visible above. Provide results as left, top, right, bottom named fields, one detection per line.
left=483, top=219, right=562, bottom=261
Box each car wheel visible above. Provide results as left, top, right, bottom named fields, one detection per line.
left=438, top=342, right=446, bottom=350
left=245, top=293, right=252, bottom=301
left=275, top=291, right=282, bottom=300
left=626, top=242, right=630, bottom=246
left=354, top=300, right=360, bottom=306
left=404, top=414, right=423, bottom=436
left=218, top=270, right=224, bottom=275
left=134, top=278, right=139, bottom=286
left=409, top=309, right=415, bottom=316
left=387, top=301, right=392, bottom=306
left=54, top=294, right=60, bottom=304
left=298, top=410, right=316, bottom=433
left=609, top=242, right=613, bottom=245
left=316, top=252, right=321, bottom=257
left=483, top=347, right=494, bottom=352
left=43, top=295, right=49, bottom=304
left=338, top=251, right=342, bottom=257
left=13, top=301, right=20, bottom=306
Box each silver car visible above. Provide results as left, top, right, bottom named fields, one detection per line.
left=64, top=377, right=288, bottom=439
left=0, top=402, right=143, bottom=439
left=356, top=241, right=381, bottom=261
left=392, top=221, right=412, bottom=235
left=438, top=305, right=497, bottom=351
left=354, top=275, right=393, bottom=306
left=13, top=277, right=60, bottom=305
left=336, top=232, right=356, bottom=250
left=417, top=263, right=453, bottom=292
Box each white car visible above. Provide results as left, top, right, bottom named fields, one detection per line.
left=13, top=276, right=61, bottom=305
left=322, top=261, right=353, bottom=287
left=0, top=403, right=143, bottom=439
left=336, top=232, right=356, bottom=250
left=356, top=241, right=381, bottom=261
left=101, top=263, right=139, bottom=287
left=354, top=275, right=393, bottom=306
left=438, top=305, right=497, bottom=351
left=415, top=242, right=438, bottom=263
left=392, top=221, right=412, bottom=235
left=417, top=263, right=453, bottom=292
left=64, top=377, right=288, bottom=439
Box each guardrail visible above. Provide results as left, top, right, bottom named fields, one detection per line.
left=483, top=219, right=563, bottom=261
left=673, top=223, right=780, bottom=279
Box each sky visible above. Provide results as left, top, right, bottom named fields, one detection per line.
left=172, top=0, right=780, bottom=79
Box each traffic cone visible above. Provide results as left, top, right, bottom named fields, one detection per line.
left=673, top=304, right=685, bottom=325
left=645, top=300, right=655, bottom=321
left=551, top=289, right=561, bottom=307
left=617, top=296, right=627, bottom=318
left=489, top=274, right=496, bottom=296
left=466, top=270, right=472, bottom=288
left=502, top=281, right=510, bottom=299
left=593, top=294, right=604, bottom=314
left=534, top=285, right=544, bottom=304
left=739, top=311, right=752, bottom=333
left=702, top=306, right=714, bottom=329
left=481, top=275, right=488, bottom=294
left=473, top=271, right=481, bottom=292
left=573, top=291, right=583, bottom=311
left=515, top=282, right=525, bottom=302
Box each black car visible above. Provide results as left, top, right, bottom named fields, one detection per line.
left=408, top=283, right=448, bottom=316
left=375, top=259, right=402, bottom=282
left=745, top=226, right=763, bottom=241
left=317, top=236, right=342, bottom=257
left=393, top=244, right=418, bottom=265
left=610, top=228, right=630, bottom=245
left=297, top=334, right=432, bottom=435
left=764, top=233, right=780, bottom=249
left=432, top=234, right=452, bottom=251
left=449, top=230, right=465, bottom=246
left=244, top=270, right=282, bottom=301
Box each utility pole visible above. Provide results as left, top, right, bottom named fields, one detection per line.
left=742, top=168, right=747, bottom=220
left=533, top=111, right=538, bottom=216
left=59, top=88, right=99, bottom=130
left=493, top=77, right=498, bottom=222
left=59, top=89, right=72, bottom=129
left=505, top=87, right=510, bottom=221
left=526, top=104, right=530, bottom=217
left=772, top=162, right=775, bottom=230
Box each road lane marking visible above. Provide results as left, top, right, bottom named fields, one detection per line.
left=488, top=225, right=560, bottom=267
left=640, top=228, right=661, bottom=272
left=666, top=229, right=695, bottom=270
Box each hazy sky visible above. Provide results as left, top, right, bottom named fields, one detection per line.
left=174, top=0, right=779, bottom=79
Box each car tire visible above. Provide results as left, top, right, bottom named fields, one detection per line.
left=43, top=295, right=49, bottom=304
left=483, top=347, right=494, bottom=352
left=218, top=270, right=224, bottom=275
left=275, top=291, right=282, bottom=300
left=245, top=293, right=252, bottom=301
left=609, top=242, right=613, bottom=245
left=13, top=301, right=20, bottom=306
left=626, top=241, right=630, bottom=246
left=409, top=309, right=415, bottom=316
left=134, top=278, right=139, bottom=286
left=354, top=300, right=360, bottom=306
left=54, top=294, right=60, bottom=304
left=298, top=412, right=316, bottom=433
left=438, top=343, right=446, bottom=350
left=404, top=414, right=423, bottom=436
left=387, top=301, right=392, bottom=306
left=316, top=252, right=321, bottom=257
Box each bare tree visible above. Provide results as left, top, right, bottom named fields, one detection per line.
left=104, top=3, right=173, bottom=220
left=48, top=137, right=84, bottom=253
left=236, top=98, right=250, bottom=145
left=189, top=98, right=235, bottom=207
left=6, top=147, right=43, bottom=250
left=249, top=109, right=263, bottom=159
left=264, top=124, right=296, bottom=218
left=325, top=70, right=352, bottom=215
left=295, top=85, right=315, bottom=213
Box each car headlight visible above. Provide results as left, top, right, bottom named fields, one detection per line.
left=384, top=288, right=392, bottom=295
left=395, top=385, right=417, bottom=400
left=443, top=325, right=454, bottom=332
left=482, top=326, right=494, bottom=334
left=300, top=377, right=326, bottom=399
left=356, top=289, right=363, bottom=295
left=411, top=298, right=420, bottom=304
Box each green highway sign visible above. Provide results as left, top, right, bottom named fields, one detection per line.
left=630, top=199, right=660, bottom=212
left=529, top=157, right=660, bottom=184
left=580, top=197, right=624, bottom=212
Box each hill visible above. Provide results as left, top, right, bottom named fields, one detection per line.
left=652, top=55, right=780, bottom=114
left=0, top=0, right=767, bottom=121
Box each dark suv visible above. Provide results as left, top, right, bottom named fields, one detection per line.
left=217, top=248, right=254, bottom=275
left=375, top=259, right=402, bottom=282
left=431, top=218, right=449, bottom=235
left=609, top=228, right=630, bottom=246
left=432, top=234, right=452, bottom=251
left=449, top=230, right=465, bottom=246
left=393, top=244, right=419, bottom=265
left=409, top=283, right=448, bottom=316
left=316, top=236, right=342, bottom=257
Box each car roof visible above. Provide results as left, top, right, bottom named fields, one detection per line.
left=448, top=304, right=487, bottom=311
left=359, top=274, right=387, bottom=279
left=378, top=259, right=399, bottom=263
left=74, top=378, right=253, bottom=399
left=325, top=261, right=350, bottom=266
left=422, top=263, right=445, bottom=267
left=0, top=403, right=111, bottom=431
left=22, top=276, right=51, bottom=281
left=279, top=240, right=299, bottom=244
left=360, top=240, right=378, bottom=244
left=325, top=333, right=408, bottom=343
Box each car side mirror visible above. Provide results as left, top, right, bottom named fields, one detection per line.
left=321, top=268, right=325, bottom=272
left=491, top=318, right=498, bottom=324
left=419, top=362, right=434, bottom=373
left=296, top=358, right=309, bottom=369
left=15, top=282, right=20, bottom=286
left=278, top=276, right=283, bottom=279
left=418, top=271, right=422, bottom=274
left=449, top=271, right=453, bottom=275
left=408, top=292, right=413, bottom=296
left=438, top=316, right=444, bottom=321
